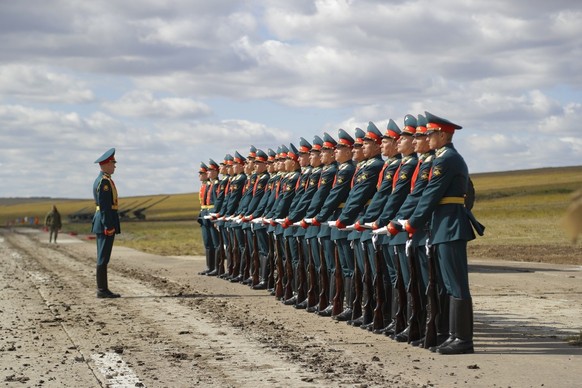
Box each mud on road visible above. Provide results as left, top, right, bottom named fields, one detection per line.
left=1, top=228, right=581, bottom=387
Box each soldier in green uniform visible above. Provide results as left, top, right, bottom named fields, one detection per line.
left=92, top=148, right=121, bottom=298
left=374, top=114, right=419, bottom=338
left=224, top=151, right=247, bottom=282
left=198, top=162, right=214, bottom=275
left=387, top=114, right=435, bottom=344
left=331, top=124, right=385, bottom=322
left=353, top=120, right=401, bottom=329
left=302, top=134, right=338, bottom=314
left=214, top=154, right=233, bottom=278
left=281, top=138, right=314, bottom=307
left=203, top=159, right=220, bottom=276
left=298, top=136, right=328, bottom=312
left=312, top=129, right=356, bottom=317
left=248, top=149, right=277, bottom=289
left=402, top=111, right=477, bottom=355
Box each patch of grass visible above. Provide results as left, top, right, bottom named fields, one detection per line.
left=63, top=220, right=204, bottom=256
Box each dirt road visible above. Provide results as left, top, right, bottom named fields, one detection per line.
left=1, top=228, right=581, bottom=387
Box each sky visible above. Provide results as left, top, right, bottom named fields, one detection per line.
left=1, top=0, right=581, bottom=198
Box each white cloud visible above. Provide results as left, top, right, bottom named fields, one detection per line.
left=102, top=90, right=212, bottom=119
left=538, top=103, right=582, bottom=135
left=0, top=65, right=94, bottom=103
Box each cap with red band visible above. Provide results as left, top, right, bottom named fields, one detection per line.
left=95, top=148, right=116, bottom=165
left=384, top=119, right=401, bottom=140
left=288, top=143, right=299, bottom=161
left=354, top=127, right=365, bottom=146
left=402, top=114, right=417, bottom=136
left=337, top=128, right=354, bottom=147
left=312, top=135, right=323, bottom=151
left=425, top=111, right=462, bottom=133
left=322, top=132, right=337, bottom=149
left=364, top=121, right=383, bottom=144
left=299, top=137, right=312, bottom=153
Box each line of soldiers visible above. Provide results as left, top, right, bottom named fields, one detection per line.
left=197, top=111, right=484, bottom=355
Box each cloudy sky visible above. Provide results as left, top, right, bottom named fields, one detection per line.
left=1, top=0, right=581, bottom=198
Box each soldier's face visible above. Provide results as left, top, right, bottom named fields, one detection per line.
left=381, top=138, right=396, bottom=156
left=320, top=149, right=334, bottom=164
left=413, top=136, right=430, bottom=153
left=233, top=163, right=244, bottom=174
left=352, top=146, right=364, bottom=162
left=298, top=153, right=310, bottom=167
left=397, top=135, right=414, bottom=155
left=309, top=151, right=321, bottom=167
left=255, top=161, right=267, bottom=173
left=334, top=145, right=352, bottom=163
left=244, top=161, right=253, bottom=174
left=101, top=159, right=116, bottom=175
left=428, top=131, right=446, bottom=149
left=362, top=139, right=381, bottom=158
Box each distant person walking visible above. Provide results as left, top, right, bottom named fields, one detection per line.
left=44, top=205, right=62, bottom=243
left=92, top=148, right=121, bottom=299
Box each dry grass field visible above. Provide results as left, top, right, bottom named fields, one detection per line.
left=2, top=166, right=581, bottom=263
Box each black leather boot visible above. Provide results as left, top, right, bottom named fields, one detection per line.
left=317, top=273, right=335, bottom=317
left=380, top=288, right=399, bottom=335
left=395, top=297, right=414, bottom=342
left=430, top=295, right=456, bottom=352
left=306, top=303, right=319, bottom=313
left=438, top=297, right=474, bottom=355
left=333, top=277, right=353, bottom=321
left=252, top=255, right=268, bottom=289
left=198, top=248, right=211, bottom=275
left=284, top=266, right=298, bottom=305
left=96, top=265, right=120, bottom=298
left=428, top=292, right=452, bottom=351
left=348, top=316, right=364, bottom=327
left=206, top=248, right=218, bottom=276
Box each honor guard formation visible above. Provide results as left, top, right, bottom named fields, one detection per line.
left=196, top=111, right=484, bottom=355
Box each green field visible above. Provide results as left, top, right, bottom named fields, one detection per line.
left=2, top=166, right=581, bottom=263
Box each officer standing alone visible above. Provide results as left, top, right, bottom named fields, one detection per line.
left=92, top=148, right=121, bottom=299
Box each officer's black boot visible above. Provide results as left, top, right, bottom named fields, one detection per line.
left=252, top=255, right=268, bottom=289
left=334, top=277, right=353, bottom=321
left=438, top=297, right=474, bottom=355
left=394, top=295, right=413, bottom=342
left=428, top=292, right=451, bottom=351
left=317, top=273, right=335, bottom=317
left=430, top=295, right=455, bottom=352
left=349, top=274, right=367, bottom=326
left=199, top=248, right=211, bottom=275
left=294, top=265, right=308, bottom=309
left=306, top=272, right=320, bottom=313
left=96, top=265, right=120, bottom=298
left=284, top=266, right=298, bottom=305
left=206, top=248, right=218, bottom=276
left=349, top=273, right=362, bottom=323
left=376, top=287, right=397, bottom=335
